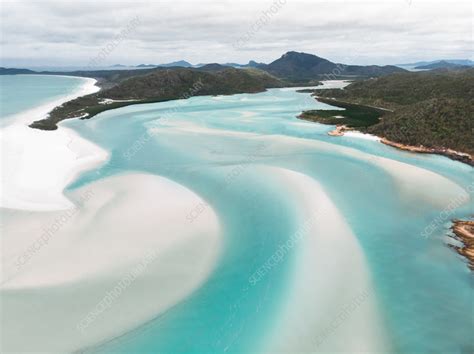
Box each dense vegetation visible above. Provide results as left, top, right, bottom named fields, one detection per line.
left=315, top=69, right=473, bottom=108
left=304, top=68, right=474, bottom=159
left=30, top=67, right=284, bottom=130
left=298, top=98, right=385, bottom=127
left=369, top=98, right=473, bottom=155
left=103, top=67, right=282, bottom=99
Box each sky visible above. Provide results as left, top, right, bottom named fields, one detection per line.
left=0, top=0, right=472, bottom=67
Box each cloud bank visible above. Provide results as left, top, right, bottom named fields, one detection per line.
left=1, top=0, right=472, bottom=66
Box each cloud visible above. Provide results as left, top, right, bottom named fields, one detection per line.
left=0, top=0, right=472, bottom=66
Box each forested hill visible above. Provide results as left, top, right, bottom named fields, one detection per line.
left=29, top=67, right=284, bottom=130
left=312, top=68, right=474, bottom=159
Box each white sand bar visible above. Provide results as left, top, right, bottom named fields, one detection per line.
left=263, top=134, right=469, bottom=208
left=1, top=173, right=221, bottom=353
left=257, top=166, right=391, bottom=352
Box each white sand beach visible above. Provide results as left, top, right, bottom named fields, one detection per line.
left=343, top=130, right=381, bottom=141
left=0, top=77, right=108, bottom=211
left=278, top=80, right=351, bottom=91
left=315, top=80, right=352, bottom=89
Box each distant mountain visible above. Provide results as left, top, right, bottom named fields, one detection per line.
left=220, top=60, right=266, bottom=68
left=136, top=64, right=157, bottom=68
left=260, top=51, right=406, bottom=81
left=159, top=60, right=193, bottom=68
left=398, top=59, right=474, bottom=68
left=197, top=63, right=230, bottom=72
left=0, top=67, right=37, bottom=75
left=414, top=60, right=470, bottom=70
left=111, top=64, right=127, bottom=68
left=246, top=60, right=265, bottom=68
left=133, top=60, right=265, bottom=69
left=222, top=62, right=245, bottom=68
left=446, top=59, right=474, bottom=66
left=194, top=62, right=235, bottom=68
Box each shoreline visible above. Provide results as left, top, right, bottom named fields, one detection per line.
left=3, top=76, right=99, bottom=126
left=380, top=138, right=474, bottom=167
left=325, top=125, right=474, bottom=166
left=298, top=97, right=473, bottom=167
left=449, top=220, right=474, bottom=271
left=327, top=124, right=350, bottom=136
left=0, top=76, right=108, bottom=211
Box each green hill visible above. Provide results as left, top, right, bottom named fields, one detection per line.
left=302, top=68, right=474, bottom=162
left=369, top=98, right=473, bottom=155
left=30, top=67, right=284, bottom=130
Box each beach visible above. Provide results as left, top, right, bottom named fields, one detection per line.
left=0, top=76, right=107, bottom=211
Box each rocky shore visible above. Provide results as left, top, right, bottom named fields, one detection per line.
left=380, top=138, right=474, bottom=167
left=449, top=220, right=474, bottom=271
left=328, top=125, right=351, bottom=136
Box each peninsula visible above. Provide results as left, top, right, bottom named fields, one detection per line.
left=299, top=68, right=474, bottom=165
left=28, top=66, right=285, bottom=130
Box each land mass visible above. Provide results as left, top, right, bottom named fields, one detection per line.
left=29, top=66, right=286, bottom=130
left=299, top=68, right=474, bottom=165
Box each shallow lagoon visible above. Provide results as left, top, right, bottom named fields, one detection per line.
left=67, top=86, right=473, bottom=353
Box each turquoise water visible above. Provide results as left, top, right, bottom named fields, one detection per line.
left=64, top=89, right=473, bottom=353
left=3, top=76, right=473, bottom=353
left=0, top=74, right=86, bottom=125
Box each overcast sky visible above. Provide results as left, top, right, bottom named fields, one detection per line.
left=1, top=0, right=472, bottom=67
